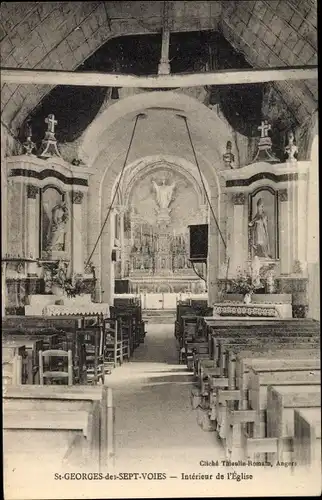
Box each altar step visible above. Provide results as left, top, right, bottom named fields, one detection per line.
left=142, top=309, right=176, bottom=324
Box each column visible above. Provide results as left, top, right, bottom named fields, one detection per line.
left=109, top=209, right=116, bottom=302
left=207, top=194, right=220, bottom=305
left=71, top=191, right=84, bottom=274
left=119, top=208, right=125, bottom=278
left=26, top=184, right=39, bottom=275
left=231, top=193, right=246, bottom=273
left=279, top=189, right=291, bottom=274
left=296, top=173, right=308, bottom=268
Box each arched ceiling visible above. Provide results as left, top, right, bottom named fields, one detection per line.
left=79, top=90, right=240, bottom=173
left=0, top=1, right=317, bottom=133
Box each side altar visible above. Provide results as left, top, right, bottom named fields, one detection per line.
left=217, top=122, right=309, bottom=317
left=2, top=114, right=108, bottom=315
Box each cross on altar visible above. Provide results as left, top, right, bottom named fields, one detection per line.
left=258, top=120, right=271, bottom=138
left=45, top=114, right=58, bottom=134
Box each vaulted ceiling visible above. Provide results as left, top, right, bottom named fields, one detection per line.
left=0, top=1, right=318, bottom=134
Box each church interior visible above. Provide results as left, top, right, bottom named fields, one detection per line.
left=1, top=1, right=320, bottom=498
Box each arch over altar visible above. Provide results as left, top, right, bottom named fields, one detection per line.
left=109, top=155, right=210, bottom=295
left=83, top=92, right=228, bottom=304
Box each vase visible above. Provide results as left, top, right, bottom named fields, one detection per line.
left=244, top=293, right=252, bottom=305
left=52, top=285, right=65, bottom=297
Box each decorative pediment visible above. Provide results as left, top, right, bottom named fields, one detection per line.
left=6, top=155, right=91, bottom=192
left=220, top=160, right=309, bottom=193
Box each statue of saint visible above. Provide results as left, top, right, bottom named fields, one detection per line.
left=152, top=179, right=176, bottom=210
left=46, top=202, right=69, bottom=251
left=249, top=198, right=271, bottom=258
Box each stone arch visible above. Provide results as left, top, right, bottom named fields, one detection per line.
left=85, top=91, right=229, bottom=304
left=79, top=91, right=232, bottom=167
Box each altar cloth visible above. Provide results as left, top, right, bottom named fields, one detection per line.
left=43, top=303, right=110, bottom=317
left=212, top=302, right=292, bottom=318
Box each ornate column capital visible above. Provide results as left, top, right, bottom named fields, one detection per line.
left=71, top=191, right=84, bottom=204
left=279, top=189, right=288, bottom=202
left=232, top=192, right=246, bottom=205
left=27, top=184, right=39, bottom=199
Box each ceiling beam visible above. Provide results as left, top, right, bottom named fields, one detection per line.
left=0, top=65, right=317, bottom=88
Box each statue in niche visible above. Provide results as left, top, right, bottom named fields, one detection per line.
left=248, top=198, right=271, bottom=258
left=46, top=202, right=69, bottom=252
left=152, top=179, right=176, bottom=211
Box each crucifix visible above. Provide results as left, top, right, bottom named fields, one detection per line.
left=257, top=120, right=271, bottom=138
left=45, top=113, right=58, bottom=134
left=38, top=113, right=61, bottom=158
left=158, top=0, right=171, bottom=76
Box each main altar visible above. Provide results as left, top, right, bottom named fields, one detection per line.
left=117, top=166, right=208, bottom=295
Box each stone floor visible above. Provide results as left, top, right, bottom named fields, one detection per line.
left=106, top=323, right=225, bottom=472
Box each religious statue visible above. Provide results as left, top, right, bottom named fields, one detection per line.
left=46, top=202, right=69, bottom=252
left=152, top=179, right=176, bottom=211
left=248, top=198, right=271, bottom=258
left=285, top=131, right=298, bottom=161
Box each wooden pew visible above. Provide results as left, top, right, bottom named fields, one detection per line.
left=223, top=349, right=320, bottom=459
left=2, top=341, right=28, bottom=385
left=293, top=408, right=321, bottom=467
left=3, top=335, right=44, bottom=384
left=3, top=385, right=114, bottom=470
left=192, top=317, right=320, bottom=463
left=243, top=367, right=321, bottom=461
left=193, top=331, right=319, bottom=412
left=213, top=346, right=319, bottom=438
left=175, top=304, right=213, bottom=346
left=200, top=318, right=320, bottom=358
left=266, top=385, right=321, bottom=461
left=4, top=407, right=99, bottom=469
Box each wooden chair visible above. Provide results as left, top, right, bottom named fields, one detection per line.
left=118, top=318, right=131, bottom=361
left=76, top=327, right=105, bottom=385
left=39, top=349, right=73, bottom=385
left=103, top=319, right=123, bottom=368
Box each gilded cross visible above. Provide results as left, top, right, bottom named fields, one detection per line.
left=257, top=120, right=271, bottom=138
left=45, top=114, right=58, bottom=133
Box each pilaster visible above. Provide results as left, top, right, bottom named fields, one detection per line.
left=71, top=191, right=84, bottom=274
left=26, top=184, right=39, bottom=275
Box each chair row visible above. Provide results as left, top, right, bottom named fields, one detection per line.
left=2, top=308, right=147, bottom=386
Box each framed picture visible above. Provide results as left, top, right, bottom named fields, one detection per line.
left=248, top=187, right=278, bottom=260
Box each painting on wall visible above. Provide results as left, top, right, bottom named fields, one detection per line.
left=40, top=186, right=69, bottom=258
left=248, top=187, right=278, bottom=260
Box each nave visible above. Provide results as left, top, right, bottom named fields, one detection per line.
left=5, top=317, right=320, bottom=500
left=108, top=323, right=225, bottom=471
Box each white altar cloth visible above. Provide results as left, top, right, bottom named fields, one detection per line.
left=43, top=303, right=110, bottom=316
left=213, top=302, right=292, bottom=318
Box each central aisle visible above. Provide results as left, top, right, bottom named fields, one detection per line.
left=106, top=323, right=225, bottom=472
